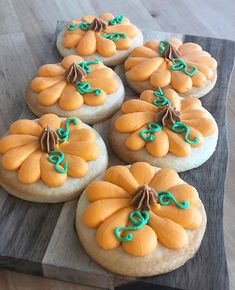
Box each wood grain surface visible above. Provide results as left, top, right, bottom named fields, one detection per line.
left=0, top=0, right=235, bottom=289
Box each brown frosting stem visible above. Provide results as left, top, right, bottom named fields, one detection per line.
left=131, top=185, right=158, bottom=211
left=155, top=104, right=181, bottom=126
left=65, top=63, right=87, bottom=83
left=39, top=126, right=59, bottom=153
left=90, top=17, right=107, bottom=32
left=162, top=44, right=181, bottom=60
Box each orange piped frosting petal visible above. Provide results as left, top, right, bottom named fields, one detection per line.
left=129, top=162, right=155, bottom=186
left=2, top=142, right=39, bottom=171
left=122, top=225, right=157, bottom=256
left=96, top=207, right=132, bottom=250
left=18, top=150, right=42, bottom=184
left=64, top=153, right=88, bottom=178
left=82, top=198, right=130, bottom=228
left=149, top=211, right=188, bottom=250
left=31, top=76, right=64, bottom=92
left=150, top=168, right=182, bottom=191
left=115, top=112, right=155, bottom=133
left=0, top=134, right=38, bottom=154
left=86, top=181, right=130, bottom=202
left=38, top=114, right=61, bottom=130
left=104, top=165, right=139, bottom=192
left=37, top=64, right=65, bottom=77
left=96, top=33, right=117, bottom=57
left=76, top=31, right=96, bottom=56
left=10, top=120, right=42, bottom=136
left=59, top=84, right=84, bottom=110
left=37, top=80, right=67, bottom=106
left=40, top=153, right=67, bottom=187
left=59, top=141, right=99, bottom=161
left=68, top=128, right=96, bottom=143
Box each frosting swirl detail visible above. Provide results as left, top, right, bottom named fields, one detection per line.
left=90, top=17, right=107, bottom=32
left=155, top=104, right=181, bottom=127
left=162, top=43, right=181, bottom=60
left=131, top=185, right=158, bottom=210
left=39, top=126, right=59, bottom=153
left=65, top=63, right=87, bottom=83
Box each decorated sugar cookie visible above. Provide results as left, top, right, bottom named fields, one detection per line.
left=26, top=55, right=125, bottom=124
left=0, top=114, right=108, bottom=203
left=56, top=13, right=143, bottom=66
left=76, top=162, right=206, bottom=276
left=109, top=88, right=218, bottom=172
left=124, top=38, right=217, bottom=97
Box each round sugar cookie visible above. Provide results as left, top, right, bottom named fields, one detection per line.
left=56, top=12, right=143, bottom=66
left=0, top=114, right=108, bottom=203
left=123, top=38, right=217, bottom=97
left=27, top=55, right=125, bottom=125
left=109, top=88, right=218, bottom=172
left=76, top=162, right=207, bottom=277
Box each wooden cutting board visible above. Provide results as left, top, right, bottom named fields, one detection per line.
left=0, top=21, right=234, bottom=290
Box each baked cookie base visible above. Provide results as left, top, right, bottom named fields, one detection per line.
left=56, top=26, right=144, bottom=67
left=0, top=124, right=108, bottom=203
left=26, top=73, right=125, bottom=125
left=75, top=167, right=207, bottom=277
left=114, top=64, right=217, bottom=98
left=109, top=111, right=218, bottom=173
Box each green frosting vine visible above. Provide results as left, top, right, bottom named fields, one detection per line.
left=67, top=22, right=90, bottom=31
left=75, top=82, right=102, bottom=95
left=102, top=32, right=126, bottom=42
left=108, top=15, right=124, bottom=25
left=153, top=88, right=171, bottom=107
left=171, top=121, right=199, bottom=145
left=48, top=150, right=68, bottom=174
left=171, top=58, right=197, bottom=76
left=159, top=40, right=171, bottom=54
left=139, top=122, right=162, bottom=142
left=76, top=57, right=100, bottom=74
left=56, top=117, right=78, bottom=142
left=114, top=210, right=149, bottom=242
left=157, top=191, right=189, bottom=209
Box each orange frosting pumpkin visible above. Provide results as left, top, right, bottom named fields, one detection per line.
left=30, top=55, right=119, bottom=110
left=63, top=13, right=139, bottom=56
left=82, top=162, right=202, bottom=257
left=0, top=114, right=100, bottom=187
left=124, top=38, right=217, bottom=93
left=114, top=88, right=217, bottom=157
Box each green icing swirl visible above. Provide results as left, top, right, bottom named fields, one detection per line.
left=48, top=150, right=68, bottom=174
left=67, top=22, right=90, bottom=31
left=76, top=57, right=100, bottom=74
left=153, top=88, right=171, bottom=107
left=114, top=210, right=149, bottom=242
left=108, top=15, right=124, bottom=26
left=171, top=58, right=197, bottom=76
left=102, top=32, right=126, bottom=42
left=159, top=40, right=170, bottom=54
left=139, top=122, right=162, bottom=142
left=56, top=117, right=78, bottom=142
left=75, top=82, right=102, bottom=95
left=171, top=121, right=199, bottom=145
left=157, top=191, right=189, bottom=209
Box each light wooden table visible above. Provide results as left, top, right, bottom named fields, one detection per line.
left=0, top=0, right=234, bottom=289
